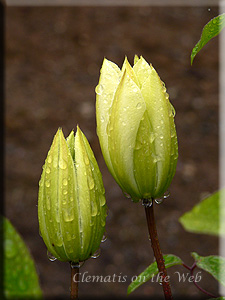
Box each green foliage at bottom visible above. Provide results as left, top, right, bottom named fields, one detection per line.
left=192, top=252, right=225, bottom=287
left=127, top=254, right=183, bottom=294
left=2, top=216, right=42, bottom=299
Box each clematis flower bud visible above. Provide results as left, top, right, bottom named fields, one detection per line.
left=38, top=127, right=107, bottom=263
left=96, top=56, right=178, bottom=202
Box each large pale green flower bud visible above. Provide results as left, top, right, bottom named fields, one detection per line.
left=38, top=127, right=107, bottom=263
left=96, top=56, right=178, bottom=202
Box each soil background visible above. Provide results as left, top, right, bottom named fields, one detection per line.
left=5, top=5, right=219, bottom=299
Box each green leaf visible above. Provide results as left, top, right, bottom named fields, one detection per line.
left=2, top=216, right=42, bottom=298
left=127, top=254, right=183, bottom=294
left=191, top=13, right=225, bottom=64
left=179, top=189, right=225, bottom=236
left=208, top=298, right=225, bottom=300
left=192, top=252, right=225, bottom=287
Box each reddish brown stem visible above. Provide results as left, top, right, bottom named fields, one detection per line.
left=70, top=265, right=79, bottom=299
left=144, top=200, right=173, bottom=300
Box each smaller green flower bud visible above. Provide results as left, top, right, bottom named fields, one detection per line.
left=96, top=56, right=178, bottom=202
left=38, top=127, right=107, bottom=263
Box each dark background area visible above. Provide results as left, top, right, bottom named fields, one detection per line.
left=5, top=6, right=219, bottom=299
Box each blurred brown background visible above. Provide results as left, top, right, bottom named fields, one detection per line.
left=5, top=5, right=219, bottom=299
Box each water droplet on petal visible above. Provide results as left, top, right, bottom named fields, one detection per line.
left=63, top=189, right=68, bottom=195
left=45, top=180, right=50, bottom=188
left=59, top=159, right=67, bottom=170
left=95, top=84, right=103, bottom=95
left=91, top=248, right=101, bottom=259
left=47, top=251, right=57, bottom=262
left=46, top=167, right=51, bottom=174
left=63, top=178, right=68, bottom=186
left=101, top=233, right=107, bottom=243
left=47, top=156, right=52, bottom=164
left=136, top=102, right=142, bottom=109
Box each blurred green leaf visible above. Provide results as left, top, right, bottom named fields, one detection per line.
left=2, top=216, right=42, bottom=298
left=192, top=252, right=225, bottom=287
left=179, top=190, right=225, bottom=236
left=191, top=13, right=225, bottom=64
left=208, top=298, right=225, bottom=300
left=127, top=254, right=183, bottom=294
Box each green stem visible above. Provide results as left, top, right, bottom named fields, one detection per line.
left=70, top=264, right=79, bottom=299
left=144, top=199, right=173, bottom=300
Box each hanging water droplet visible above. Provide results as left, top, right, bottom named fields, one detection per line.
left=101, top=233, right=107, bottom=243
left=208, top=7, right=211, bottom=11
left=47, top=251, right=57, bottom=262
left=123, top=191, right=131, bottom=199
left=99, top=194, right=106, bottom=206
left=142, top=198, right=152, bottom=207
left=91, top=248, right=101, bottom=259
left=163, top=190, right=170, bottom=199
left=154, top=197, right=164, bottom=205
left=71, top=261, right=80, bottom=268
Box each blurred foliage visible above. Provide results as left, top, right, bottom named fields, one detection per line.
left=179, top=190, right=225, bottom=236
left=2, top=216, right=42, bottom=299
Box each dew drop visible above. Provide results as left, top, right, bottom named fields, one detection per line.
left=47, top=156, right=52, bottom=164
left=123, top=191, right=131, bottom=199
left=63, top=178, right=68, bottom=186
left=63, top=189, right=68, bottom=195
left=101, top=233, right=107, bottom=243
left=136, top=102, right=142, bottom=109
left=208, top=7, right=211, bottom=11
left=39, top=179, right=43, bottom=187
left=46, top=196, right=51, bottom=210
left=91, top=248, right=101, bottom=259
left=47, top=251, right=57, bottom=262
left=45, top=180, right=50, bottom=188
left=142, top=198, right=152, bottom=207
left=46, top=167, right=51, bottom=174
left=99, top=194, right=106, bottom=206
left=95, top=84, right=103, bottom=95
left=154, top=197, right=164, bottom=205
left=84, top=156, right=90, bottom=165
left=163, top=190, right=170, bottom=199
left=100, top=116, right=105, bottom=123
left=91, top=201, right=98, bottom=217
left=88, top=178, right=95, bottom=190
left=59, top=159, right=67, bottom=170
